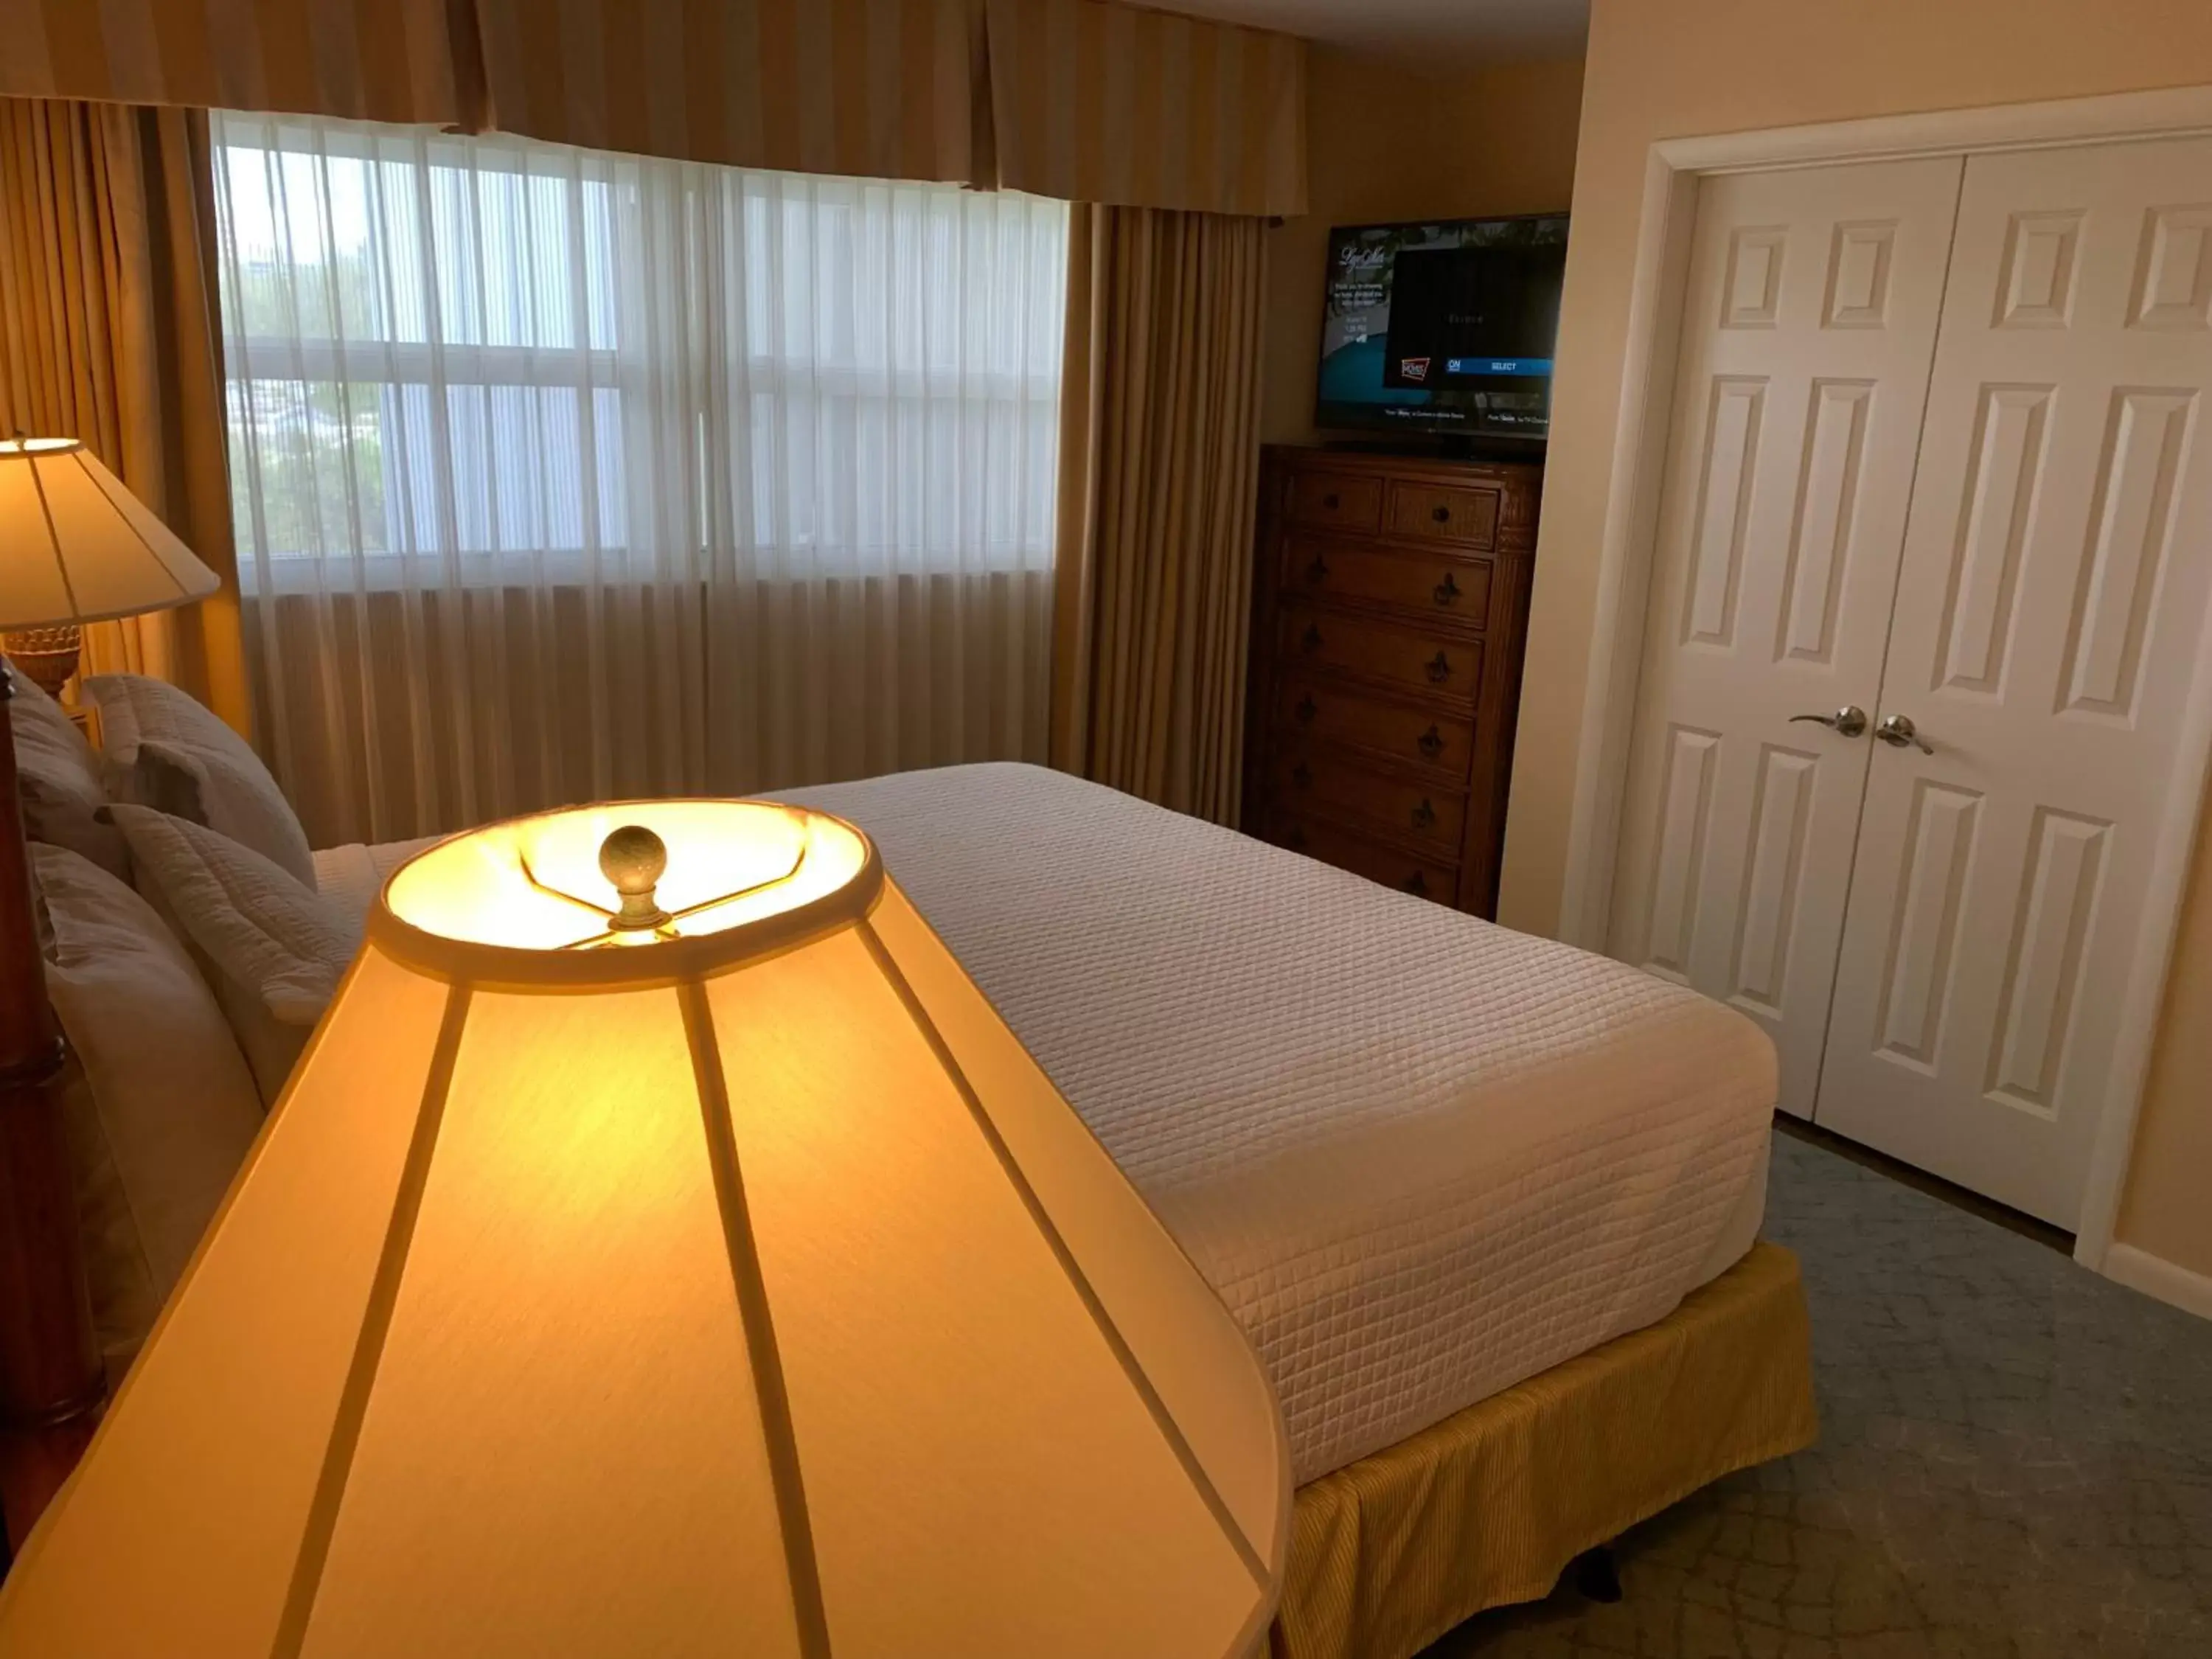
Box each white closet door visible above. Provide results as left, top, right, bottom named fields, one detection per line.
left=1818, top=136, right=2212, bottom=1226
left=1608, top=157, right=1963, bottom=1117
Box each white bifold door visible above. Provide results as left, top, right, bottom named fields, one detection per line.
left=1610, top=156, right=1964, bottom=1123
left=1613, top=135, right=2212, bottom=1228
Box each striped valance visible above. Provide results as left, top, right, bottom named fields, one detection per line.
left=0, top=0, right=473, bottom=126
left=984, top=0, right=1305, bottom=217
left=474, top=0, right=989, bottom=184
left=0, top=0, right=1307, bottom=217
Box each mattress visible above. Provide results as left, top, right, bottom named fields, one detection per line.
left=319, top=764, right=1775, bottom=1484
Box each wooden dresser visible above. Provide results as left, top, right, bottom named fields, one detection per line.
left=1243, top=446, right=1542, bottom=918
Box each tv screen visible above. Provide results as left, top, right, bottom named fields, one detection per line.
left=1317, top=215, right=1568, bottom=440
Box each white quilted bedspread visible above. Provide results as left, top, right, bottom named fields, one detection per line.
left=321, top=763, right=1775, bottom=1483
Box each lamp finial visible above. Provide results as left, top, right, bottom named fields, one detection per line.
left=599, top=825, right=671, bottom=933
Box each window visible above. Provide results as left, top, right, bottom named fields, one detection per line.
left=212, top=112, right=1068, bottom=846
left=213, top=113, right=1067, bottom=587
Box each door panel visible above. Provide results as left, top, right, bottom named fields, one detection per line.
left=1609, top=157, right=1964, bottom=1118
left=1817, top=136, right=2212, bottom=1226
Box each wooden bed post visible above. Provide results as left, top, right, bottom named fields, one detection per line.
left=0, top=669, right=104, bottom=1551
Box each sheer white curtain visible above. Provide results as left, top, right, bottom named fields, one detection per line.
left=212, top=112, right=1066, bottom=847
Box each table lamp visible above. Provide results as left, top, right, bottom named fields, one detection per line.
left=0, top=436, right=222, bottom=1526
left=0, top=437, right=218, bottom=698
left=0, top=799, right=1290, bottom=1656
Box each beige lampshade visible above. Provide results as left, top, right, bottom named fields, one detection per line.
left=0, top=800, right=1289, bottom=1658
left=0, top=437, right=218, bottom=630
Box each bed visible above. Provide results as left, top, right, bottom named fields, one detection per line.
left=19, top=709, right=1813, bottom=1658
left=319, top=762, right=1819, bottom=1657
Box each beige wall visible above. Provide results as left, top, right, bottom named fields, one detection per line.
left=2118, top=821, right=2212, bottom=1273
left=1508, top=0, right=2212, bottom=1279
left=1260, top=51, right=1584, bottom=446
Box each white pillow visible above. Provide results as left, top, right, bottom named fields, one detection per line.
left=33, top=843, right=264, bottom=1376
left=87, top=672, right=314, bottom=886
left=6, top=658, right=129, bottom=880
left=109, top=804, right=362, bottom=1106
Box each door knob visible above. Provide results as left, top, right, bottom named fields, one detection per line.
left=1874, top=712, right=1934, bottom=754
left=1789, top=705, right=1869, bottom=738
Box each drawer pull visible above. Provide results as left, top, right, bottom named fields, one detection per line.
left=1291, top=762, right=1313, bottom=789
left=1417, top=724, right=1444, bottom=760
left=1411, top=798, right=1436, bottom=830
left=1431, top=505, right=1451, bottom=524
left=1425, top=650, right=1452, bottom=683
left=1433, top=570, right=1461, bottom=607
left=1295, top=692, right=1318, bottom=724
left=1322, top=493, right=1340, bottom=510
left=1305, top=554, right=1330, bottom=585
left=1301, top=623, right=1324, bottom=653
left=1404, top=870, right=1431, bottom=897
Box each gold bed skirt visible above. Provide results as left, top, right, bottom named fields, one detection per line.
left=1271, top=1242, right=1819, bottom=1659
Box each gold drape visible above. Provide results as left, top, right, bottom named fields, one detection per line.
left=985, top=0, right=1307, bottom=218
left=0, top=97, right=250, bottom=734
left=0, top=0, right=1309, bottom=219
left=473, top=0, right=990, bottom=186
left=1051, top=204, right=1266, bottom=825
left=0, top=0, right=476, bottom=128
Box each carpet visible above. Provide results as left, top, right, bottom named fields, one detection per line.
left=1420, top=1130, right=2212, bottom=1657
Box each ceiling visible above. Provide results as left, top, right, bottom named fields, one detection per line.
left=1155, top=0, right=1589, bottom=63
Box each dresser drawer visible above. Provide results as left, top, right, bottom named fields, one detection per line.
left=1385, top=481, right=1500, bottom=546
left=1272, top=677, right=1475, bottom=777
left=1287, top=470, right=1383, bottom=533
left=1270, top=746, right=1468, bottom=855
left=1268, top=811, right=1459, bottom=906
left=1279, top=602, right=1484, bottom=703
left=1283, top=535, right=1493, bottom=626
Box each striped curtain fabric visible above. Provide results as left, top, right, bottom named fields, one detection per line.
left=984, top=0, right=1306, bottom=218
left=1051, top=205, right=1268, bottom=824
left=0, top=99, right=254, bottom=732
left=0, top=0, right=473, bottom=126
left=473, top=0, right=990, bottom=184
left=0, top=0, right=1307, bottom=218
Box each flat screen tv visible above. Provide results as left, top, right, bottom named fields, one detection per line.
left=1316, top=215, right=1568, bottom=442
